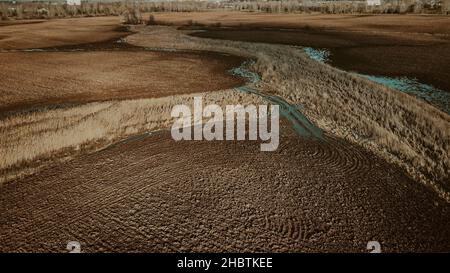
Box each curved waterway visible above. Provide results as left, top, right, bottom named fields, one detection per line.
left=304, top=47, right=450, bottom=115
left=229, top=61, right=323, bottom=140
left=101, top=59, right=324, bottom=151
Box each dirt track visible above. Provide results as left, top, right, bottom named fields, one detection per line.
left=1, top=125, right=449, bottom=252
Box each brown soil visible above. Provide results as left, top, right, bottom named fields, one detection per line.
left=1, top=125, right=449, bottom=253
left=0, top=19, right=45, bottom=27
left=0, top=17, right=125, bottom=49
left=151, top=12, right=450, bottom=92
left=149, top=12, right=450, bottom=35
left=0, top=16, right=246, bottom=116
left=0, top=50, right=245, bottom=115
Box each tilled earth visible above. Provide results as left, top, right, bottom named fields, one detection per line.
left=1, top=125, right=449, bottom=253
left=0, top=50, right=244, bottom=114
left=0, top=17, right=244, bottom=115
left=0, top=17, right=124, bottom=49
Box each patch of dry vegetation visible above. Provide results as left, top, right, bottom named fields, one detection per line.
left=0, top=90, right=264, bottom=183
left=127, top=26, right=450, bottom=201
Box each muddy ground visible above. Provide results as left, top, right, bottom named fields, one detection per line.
left=0, top=50, right=244, bottom=114
left=0, top=17, right=125, bottom=49
left=0, top=17, right=245, bottom=115
left=1, top=125, right=449, bottom=253
left=149, top=12, right=450, bottom=92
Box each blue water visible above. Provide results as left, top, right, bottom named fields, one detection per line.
left=304, top=47, right=331, bottom=63
left=303, top=47, right=450, bottom=114
left=228, top=60, right=261, bottom=84
left=360, top=75, right=450, bottom=114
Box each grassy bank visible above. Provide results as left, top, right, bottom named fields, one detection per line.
left=127, top=25, right=449, bottom=201
left=0, top=90, right=264, bottom=183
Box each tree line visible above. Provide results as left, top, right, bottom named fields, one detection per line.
left=1, top=0, right=449, bottom=21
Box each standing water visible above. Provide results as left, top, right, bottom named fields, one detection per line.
left=303, top=47, right=450, bottom=115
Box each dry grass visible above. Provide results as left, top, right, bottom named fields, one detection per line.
left=127, top=26, right=450, bottom=201
left=0, top=90, right=264, bottom=183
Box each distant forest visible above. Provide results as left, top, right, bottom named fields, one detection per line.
left=1, top=0, right=449, bottom=21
